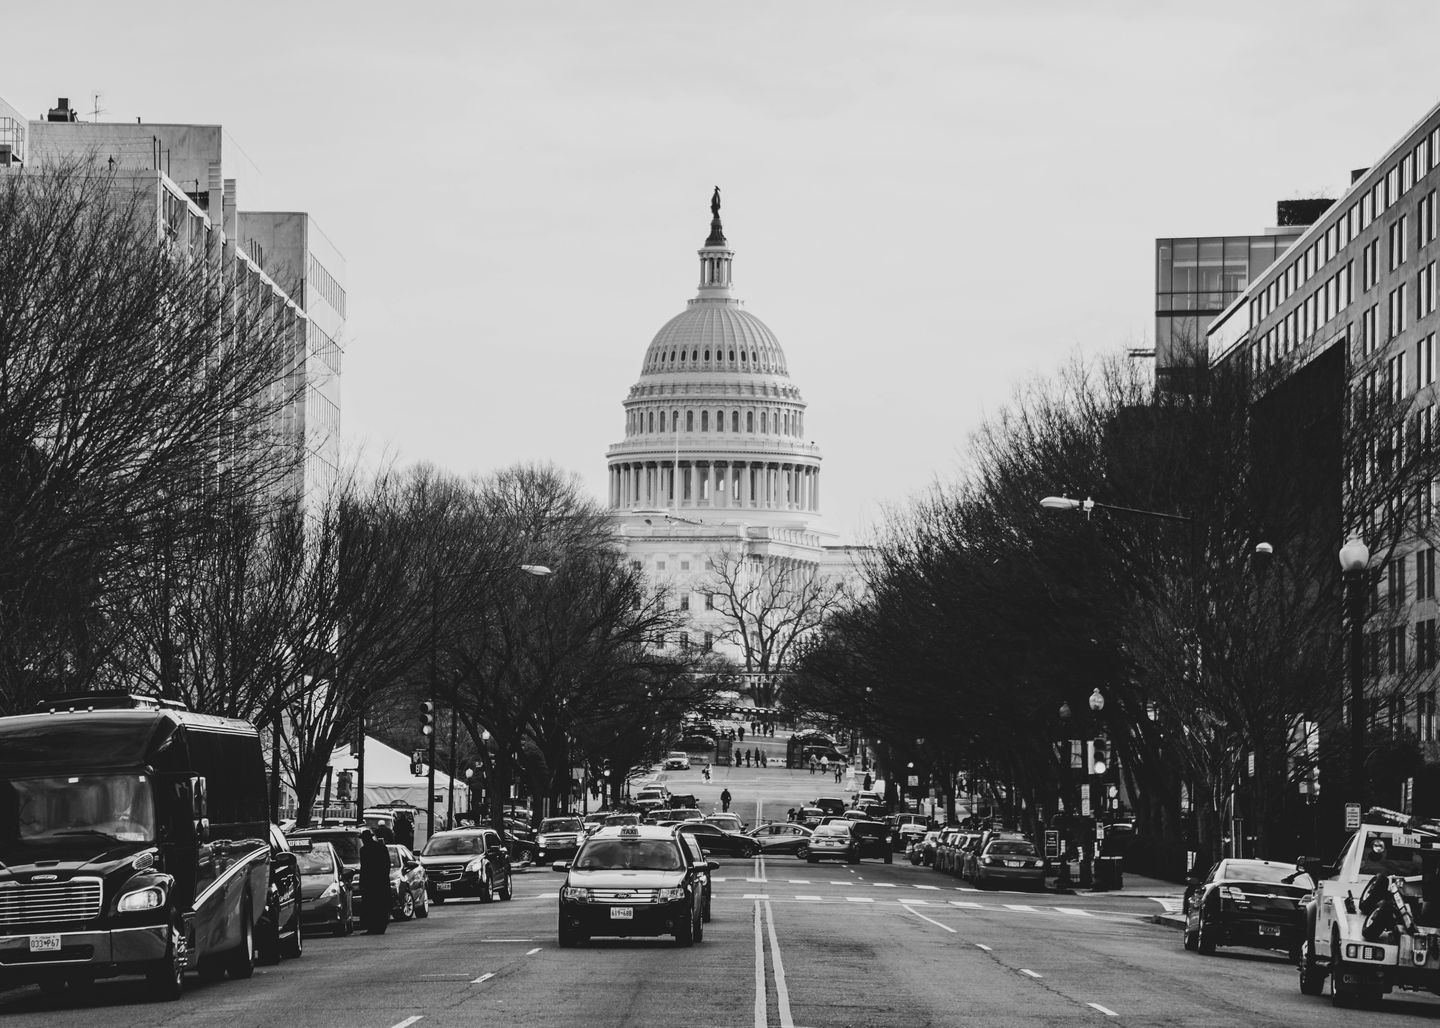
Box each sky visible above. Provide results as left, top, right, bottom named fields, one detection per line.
left=8, top=0, right=1440, bottom=543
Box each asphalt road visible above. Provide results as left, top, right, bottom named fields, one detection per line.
left=8, top=762, right=1440, bottom=1025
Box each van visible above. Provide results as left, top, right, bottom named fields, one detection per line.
left=0, top=692, right=282, bottom=999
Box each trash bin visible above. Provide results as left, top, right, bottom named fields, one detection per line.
left=1094, top=856, right=1124, bottom=891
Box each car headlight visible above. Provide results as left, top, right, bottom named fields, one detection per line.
left=117, top=885, right=166, bottom=912
left=561, top=886, right=592, bottom=901
left=319, top=883, right=340, bottom=902
left=655, top=887, right=686, bottom=902
left=466, top=858, right=485, bottom=873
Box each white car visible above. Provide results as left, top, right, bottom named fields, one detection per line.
left=664, top=752, right=690, bottom=771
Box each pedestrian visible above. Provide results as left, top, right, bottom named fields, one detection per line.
left=834, top=764, right=842, bottom=784
left=720, top=788, right=732, bottom=813
left=820, top=757, right=829, bottom=777
left=809, top=757, right=817, bottom=775
left=760, top=751, right=767, bottom=768
left=703, top=762, right=712, bottom=782
left=738, top=725, right=745, bottom=743
left=787, top=807, right=796, bottom=823
left=359, top=829, right=391, bottom=934
left=863, top=772, right=873, bottom=791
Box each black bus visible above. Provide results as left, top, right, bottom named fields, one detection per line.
left=0, top=692, right=279, bottom=999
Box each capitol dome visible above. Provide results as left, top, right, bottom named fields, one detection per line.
left=606, top=190, right=821, bottom=527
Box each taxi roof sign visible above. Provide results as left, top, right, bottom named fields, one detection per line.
left=620, top=825, right=641, bottom=836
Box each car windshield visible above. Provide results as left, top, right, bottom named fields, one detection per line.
left=604, top=814, right=640, bottom=826
left=1222, top=861, right=1308, bottom=886
left=296, top=850, right=335, bottom=875
left=987, top=841, right=1037, bottom=856
left=420, top=834, right=486, bottom=856
left=0, top=773, right=157, bottom=854
left=1359, top=831, right=1432, bottom=878
left=574, top=839, right=684, bottom=871
left=541, top=819, right=583, bottom=833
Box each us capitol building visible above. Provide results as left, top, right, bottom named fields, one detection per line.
left=605, top=190, right=865, bottom=669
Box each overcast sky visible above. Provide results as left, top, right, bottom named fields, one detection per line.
left=7, top=1, right=1440, bottom=542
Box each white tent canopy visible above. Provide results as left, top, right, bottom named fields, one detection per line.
left=328, top=736, right=455, bottom=823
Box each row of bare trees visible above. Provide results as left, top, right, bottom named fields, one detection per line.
left=790, top=344, right=1440, bottom=874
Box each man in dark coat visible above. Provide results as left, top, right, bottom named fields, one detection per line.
left=359, top=829, right=391, bottom=934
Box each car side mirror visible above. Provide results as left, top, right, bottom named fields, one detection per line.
left=403, top=860, right=418, bottom=871
left=707, top=860, right=720, bottom=871
left=552, top=861, right=570, bottom=872
left=1296, top=857, right=1329, bottom=880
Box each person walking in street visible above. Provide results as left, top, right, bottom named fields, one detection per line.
left=834, top=763, right=843, bottom=784
left=720, top=788, right=732, bottom=813
left=359, top=829, right=391, bottom=934
left=738, top=725, right=745, bottom=743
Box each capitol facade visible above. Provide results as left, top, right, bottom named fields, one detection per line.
left=606, top=191, right=864, bottom=672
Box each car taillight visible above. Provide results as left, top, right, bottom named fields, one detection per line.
left=1219, top=885, right=1246, bottom=903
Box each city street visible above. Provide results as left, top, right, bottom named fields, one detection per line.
left=6, top=762, right=1439, bottom=1026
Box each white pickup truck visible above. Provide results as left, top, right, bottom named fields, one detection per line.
left=1297, top=810, right=1440, bottom=1007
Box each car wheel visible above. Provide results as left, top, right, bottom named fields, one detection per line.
left=675, top=906, right=696, bottom=947
left=281, top=915, right=303, bottom=959
left=1299, top=937, right=1325, bottom=996
left=884, top=850, right=893, bottom=865
left=144, top=912, right=186, bottom=1001
left=558, top=921, right=581, bottom=948
left=479, top=873, right=495, bottom=903
left=1196, top=912, right=1216, bottom=955
left=1331, top=928, right=1358, bottom=1007
left=336, top=903, right=354, bottom=937
left=396, top=890, right=415, bottom=921
left=227, top=907, right=256, bottom=979
left=257, top=896, right=282, bottom=965
left=796, top=843, right=809, bottom=860
left=416, top=890, right=430, bottom=918
left=1183, top=925, right=1198, bottom=952
left=703, top=892, right=712, bottom=923
left=498, top=872, right=512, bottom=901
left=694, top=908, right=704, bottom=944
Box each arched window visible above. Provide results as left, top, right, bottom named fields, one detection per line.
left=760, top=411, right=768, bottom=433
left=686, top=410, right=694, bottom=432
left=692, top=350, right=699, bottom=361
left=659, top=411, right=667, bottom=432
left=704, top=350, right=710, bottom=361
left=746, top=411, right=754, bottom=432
left=701, top=411, right=709, bottom=431
left=729, top=350, right=735, bottom=362
left=731, top=410, right=740, bottom=432
left=647, top=411, right=654, bottom=432
left=741, top=350, right=747, bottom=362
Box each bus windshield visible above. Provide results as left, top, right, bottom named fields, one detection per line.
left=0, top=774, right=156, bottom=855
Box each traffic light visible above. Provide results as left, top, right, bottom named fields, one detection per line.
left=411, top=749, right=425, bottom=777
left=1090, top=737, right=1108, bottom=776
left=420, top=700, right=435, bottom=737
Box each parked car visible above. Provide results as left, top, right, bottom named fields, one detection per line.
left=911, top=831, right=941, bottom=866
left=258, top=824, right=305, bottom=963
left=972, top=837, right=1046, bottom=891
left=675, top=820, right=760, bottom=858
left=536, top=817, right=585, bottom=865
left=416, top=828, right=513, bottom=903
left=896, top=822, right=928, bottom=853
left=958, top=833, right=988, bottom=879
left=664, top=751, right=690, bottom=770
left=807, top=822, right=859, bottom=864
left=748, top=822, right=814, bottom=858
left=1184, top=858, right=1312, bottom=957
left=292, top=839, right=353, bottom=936
left=933, top=829, right=966, bottom=875
left=387, top=844, right=431, bottom=919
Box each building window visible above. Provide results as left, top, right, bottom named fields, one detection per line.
left=1421, top=335, right=1437, bottom=387
left=703, top=632, right=713, bottom=651
left=701, top=411, right=709, bottom=432
left=746, top=411, right=754, bottom=432
left=630, top=560, right=642, bottom=570
left=1390, top=557, right=1409, bottom=608
left=655, top=561, right=666, bottom=571
left=680, top=594, right=690, bottom=611
left=1422, top=263, right=1437, bottom=320
left=1420, top=621, right=1437, bottom=670
left=1392, top=214, right=1410, bottom=271
left=1421, top=688, right=1438, bottom=742
left=1421, top=548, right=1437, bottom=601
left=686, top=410, right=695, bottom=432
left=1364, top=240, right=1378, bottom=291
left=732, top=411, right=740, bottom=432
left=705, top=593, right=714, bottom=611
left=1388, top=625, right=1407, bottom=674
left=679, top=632, right=691, bottom=652
left=1391, top=283, right=1410, bottom=340
left=660, top=411, right=667, bottom=432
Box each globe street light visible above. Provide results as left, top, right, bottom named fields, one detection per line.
left=1339, top=536, right=1370, bottom=813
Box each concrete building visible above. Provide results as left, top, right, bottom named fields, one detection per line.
left=606, top=193, right=865, bottom=689
left=1207, top=99, right=1440, bottom=810
left=16, top=96, right=342, bottom=507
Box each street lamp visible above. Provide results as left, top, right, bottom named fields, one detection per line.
left=1339, top=536, right=1370, bottom=813
left=428, top=564, right=552, bottom=839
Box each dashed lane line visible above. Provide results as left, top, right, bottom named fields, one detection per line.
left=845, top=896, right=874, bottom=903
left=901, top=903, right=956, bottom=933
left=1020, top=969, right=1042, bottom=979
left=390, top=1018, right=423, bottom=1028
left=1089, top=1003, right=1118, bottom=1016
left=471, top=973, right=494, bottom=984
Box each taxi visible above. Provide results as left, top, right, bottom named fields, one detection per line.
left=554, top=824, right=715, bottom=947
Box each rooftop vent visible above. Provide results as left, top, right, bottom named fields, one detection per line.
left=46, top=98, right=77, bottom=123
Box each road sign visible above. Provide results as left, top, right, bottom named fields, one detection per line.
left=907, top=775, right=919, bottom=787
left=1345, top=802, right=1361, bottom=830
left=1044, top=830, right=1060, bottom=858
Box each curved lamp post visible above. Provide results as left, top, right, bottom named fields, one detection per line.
left=1339, top=537, right=1370, bottom=813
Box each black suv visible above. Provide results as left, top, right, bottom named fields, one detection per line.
left=555, top=825, right=715, bottom=947
left=848, top=820, right=894, bottom=863
left=417, top=828, right=512, bottom=903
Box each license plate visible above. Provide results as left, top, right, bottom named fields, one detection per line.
left=1259, top=925, right=1281, bottom=936
left=610, top=907, right=633, bottom=920
left=1005, top=861, right=1024, bottom=868
left=29, top=935, right=61, bottom=952
left=437, top=882, right=451, bottom=892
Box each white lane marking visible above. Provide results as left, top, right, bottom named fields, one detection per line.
left=845, top=897, right=874, bottom=903
left=913, top=884, right=940, bottom=890
left=1155, top=898, right=1184, bottom=913
left=1020, top=969, right=1042, bottom=978
left=746, top=877, right=766, bottom=883
left=525, top=947, right=541, bottom=955
left=753, top=902, right=766, bottom=1028
left=787, top=880, right=811, bottom=884
left=419, top=973, right=471, bottom=978
left=471, top=972, right=494, bottom=984
left=763, top=900, right=795, bottom=1028
left=1056, top=908, right=1092, bottom=917
left=479, top=938, right=532, bottom=942
left=713, top=877, right=729, bottom=882
left=1088, top=1003, right=1118, bottom=1016
left=744, top=894, right=770, bottom=899
left=976, top=943, right=992, bottom=951
left=875, top=883, right=897, bottom=888
left=390, top=1019, right=424, bottom=1028
left=1004, top=904, right=1037, bottom=912
left=949, top=901, right=982, bottom=908
left=902, top=903, right=956, bottom=933
left=904, top=899, right=930, bottom=905
left=796, top=895, right=823, bottom=901
left=828, top=881, right=851, bottom=886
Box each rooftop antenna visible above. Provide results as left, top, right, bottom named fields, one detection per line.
left=89, top=92, right=107, bottom=122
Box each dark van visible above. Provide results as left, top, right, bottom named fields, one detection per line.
left=0, top=692, right=279, bottom=1000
